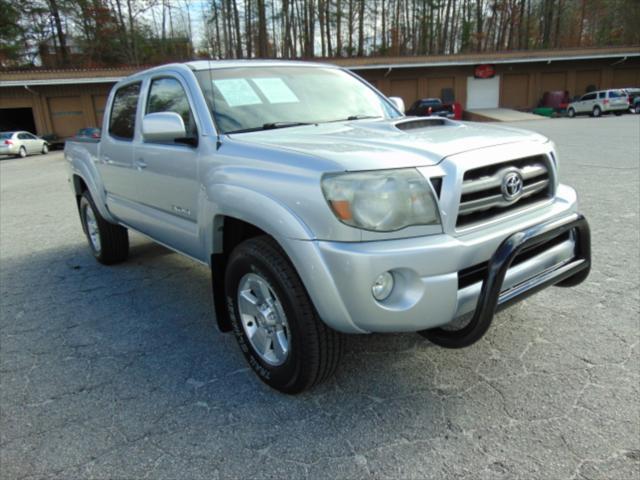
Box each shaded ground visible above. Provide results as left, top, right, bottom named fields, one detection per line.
left=1, top=115, right=639, bottom=479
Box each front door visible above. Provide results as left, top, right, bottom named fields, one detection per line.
left=132, top=74, right=201, bottom=259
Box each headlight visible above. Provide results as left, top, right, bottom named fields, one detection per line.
left=321, top=168, right=440, bottom=232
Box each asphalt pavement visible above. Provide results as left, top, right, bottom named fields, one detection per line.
left=1, top=115, right=639, bottom=479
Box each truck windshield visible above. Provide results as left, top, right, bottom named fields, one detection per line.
left=195, top=66, right=401, bottom=134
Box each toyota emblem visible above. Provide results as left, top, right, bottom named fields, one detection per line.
left=501, top=171, right=524, bottom=201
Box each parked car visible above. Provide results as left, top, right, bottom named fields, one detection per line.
left=406, top=98, right=455, bottom=118
left=0, top=131, right=49, bottom=158
left=622, top=88, right=640, bottom=114
left=40, top=133, right=65, bottom=150
left=65, top=61, right=591, bottom=393
left=74, top=127, right=102, bottom=140
left=567, top=89, right=629, bottom=117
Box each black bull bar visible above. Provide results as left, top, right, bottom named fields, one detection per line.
left=421, top=213, right=591, bottom=348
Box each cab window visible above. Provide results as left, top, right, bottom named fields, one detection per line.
left=146, top=77, right=197, bottom=142
left=598, top=92, right=606, bottom=99
left=582, top=93, right=596, bottom=101
left=109, top=82, right=141, bottom=140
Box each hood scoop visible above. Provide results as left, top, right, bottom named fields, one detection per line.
left=395, top=117, right=449, bottom=132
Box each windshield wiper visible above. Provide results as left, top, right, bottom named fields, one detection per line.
left=227, top=122, right=312, bottom=134
left=324, top=115, right=382, bottom=123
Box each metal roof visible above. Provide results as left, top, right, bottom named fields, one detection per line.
left=1, top=47, right=638, bottom=87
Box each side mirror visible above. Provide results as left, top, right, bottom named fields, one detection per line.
left=142, top=112, right=186, bottom=143
left=389, top=96, right=406, bottom=114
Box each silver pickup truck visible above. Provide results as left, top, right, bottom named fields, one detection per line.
left=65, top=60, right=591, bottom=393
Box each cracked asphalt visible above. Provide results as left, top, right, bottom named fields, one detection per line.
left=1, top=115, right=639, bottom=480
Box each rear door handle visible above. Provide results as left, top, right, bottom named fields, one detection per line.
left=135, top=158, right=147, bottom=170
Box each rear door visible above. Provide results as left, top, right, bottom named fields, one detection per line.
left=24, top=133, right=41, bottom=153
left=131, top=74, right=201, bottom=258
left=577, top=93, right=595, bottom=113
left=99, top=81, right=142, bottom=224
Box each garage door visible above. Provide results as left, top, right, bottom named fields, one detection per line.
left=48, top=96, right=84, bottom=138
left=466, top=76, right=500, bottom=109
left=427, top=77, right=454, bottom=100
left=575, top=70, right=600, bottom=96
left=390, top=79, right=419, bottom=109
left=92, top=95, right=108, bottom=127
left=612, top=68, right=640, bottom=88
left=541, top=72, right=567, bottom=93
left=501, top=74, right=530, bottom=109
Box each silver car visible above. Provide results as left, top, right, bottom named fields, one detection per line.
left=567, top=89, right=629, bottom=118
left=0, top=131, right=49, bottom=158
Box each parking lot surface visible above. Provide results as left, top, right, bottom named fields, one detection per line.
left=1, top=115, right=639, bottom=479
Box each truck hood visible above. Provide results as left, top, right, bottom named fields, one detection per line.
left=231, top=118, right=549, bottom=171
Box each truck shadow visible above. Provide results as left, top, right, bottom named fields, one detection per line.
left=1, top=237, right=481, bottom=460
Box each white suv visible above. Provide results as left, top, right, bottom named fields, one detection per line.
left=567, top=89, right=628, bottom=118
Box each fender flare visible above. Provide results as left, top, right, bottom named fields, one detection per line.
left=202, top=184, right=315, bottom=332
left=202, top=183, right=315, bottom=257
left=68, top=148, right=117, bottom=223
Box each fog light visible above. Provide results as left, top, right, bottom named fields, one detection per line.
left=372, top=271, right=394, bottom=301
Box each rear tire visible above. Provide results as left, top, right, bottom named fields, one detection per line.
left=225, top=235, right=343, bottom=393
left=79, top=191, right=129, bottom=265
left=17, top=147, right=26, bottom=158
left=567, top=108, right=576, bottom=118
left=635, top=104, right=640, bottom=114
left=592, top=106, right=601, bottom=117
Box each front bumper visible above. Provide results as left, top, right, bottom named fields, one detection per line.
left=284, top=184, right=590, bottom=336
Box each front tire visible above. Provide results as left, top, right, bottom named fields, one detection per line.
left=225, top=235, right=342, bottom=393
left=41, top=143, right=49, bottom=154
left=79, top=191, right=129, bottom=265
left=635, top=104, right=640, bottom=114
left=592, top=106, right=601, bottom=117
left=567, top=107, right=576, bottom=118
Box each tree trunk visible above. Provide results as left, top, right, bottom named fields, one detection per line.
left=232, top=0, right=243, bottom=57
left=336, top=0, right=342, bottom=55
left=257, top=0, right=268, bottom=56
left=325, top=0, right=333, bottom=55
left=357, top=0, right=364, bottom=56
left=475, top=0, right=483, bottom=51
left=318, top=0, right=326, bottom=56
left=48, top=0, right=69, bottom=65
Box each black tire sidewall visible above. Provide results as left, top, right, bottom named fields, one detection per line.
left=225, top=245, right=305, bottom=391
left=568, top=108, right=575, bottom=118
left=593, top=107, right=601, bottom=117
left=42, top=144, right=48, bottom=154
left=18, top=147, right=26, bottom=158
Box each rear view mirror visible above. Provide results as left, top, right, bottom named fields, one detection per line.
left=389, top=96, right=406, bottom=114
left=142, top=112, right=186, bottom=143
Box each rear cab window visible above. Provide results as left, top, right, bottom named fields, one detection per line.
left=109, top=82, right=141, bottom=140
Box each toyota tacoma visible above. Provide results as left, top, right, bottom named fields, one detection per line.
left=65, top=61, right=591, bottom=393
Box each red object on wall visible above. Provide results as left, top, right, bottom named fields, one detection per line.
left=474, top=64, right=496, bottom=79
left=452, top=102, right=463, bottom=120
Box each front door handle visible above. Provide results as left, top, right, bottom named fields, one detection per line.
left=135, top=158, right=147, bottom=170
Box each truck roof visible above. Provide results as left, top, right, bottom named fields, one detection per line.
left=118, top=59, right=338, bottom=85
